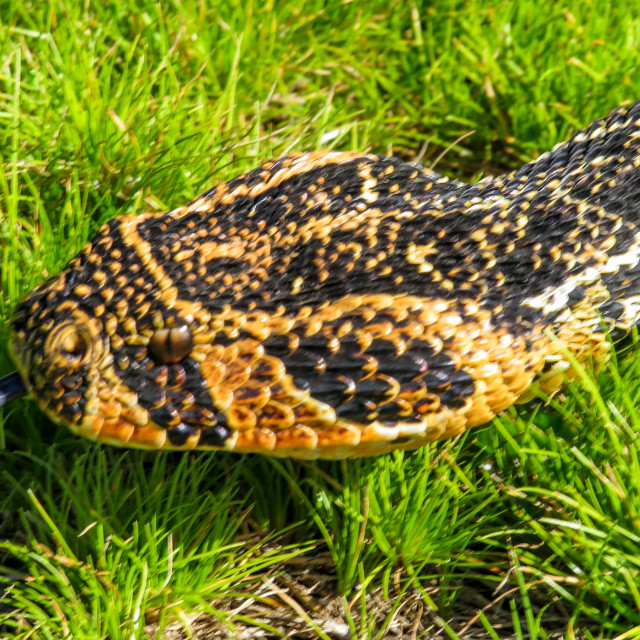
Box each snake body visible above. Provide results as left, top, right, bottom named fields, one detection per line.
left=4, top=102, right=640, bottom=458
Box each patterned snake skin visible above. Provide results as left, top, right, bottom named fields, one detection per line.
left=3, top=101, right=640, bottom=458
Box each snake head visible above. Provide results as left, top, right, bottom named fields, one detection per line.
left=7, top=272, right=111, bottom=430
left=1, top=222, right=232, bottom=451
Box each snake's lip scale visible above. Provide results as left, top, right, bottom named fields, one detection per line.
left=0, top=372, right=26, bottom=407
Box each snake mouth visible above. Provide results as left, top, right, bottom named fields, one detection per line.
left=0, top=371, right=27, bottom=407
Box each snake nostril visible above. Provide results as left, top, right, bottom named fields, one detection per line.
left=60, top=331, right=90, bottom=360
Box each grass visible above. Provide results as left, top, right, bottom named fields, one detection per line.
left=2, top=0, right=640, bottom=637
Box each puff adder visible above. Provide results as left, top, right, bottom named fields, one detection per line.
left=2, top=101, right=640, bottom=458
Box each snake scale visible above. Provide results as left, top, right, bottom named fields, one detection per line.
left=2, top=102, right=640, bottom=458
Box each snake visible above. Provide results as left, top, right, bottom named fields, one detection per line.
left=1, top=101, right=639, bottom=459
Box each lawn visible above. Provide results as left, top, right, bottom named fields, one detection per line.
left=2, top=0, right=640, bottom=637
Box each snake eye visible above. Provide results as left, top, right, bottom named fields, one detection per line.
left=148, top=325, right=193, bottom=364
